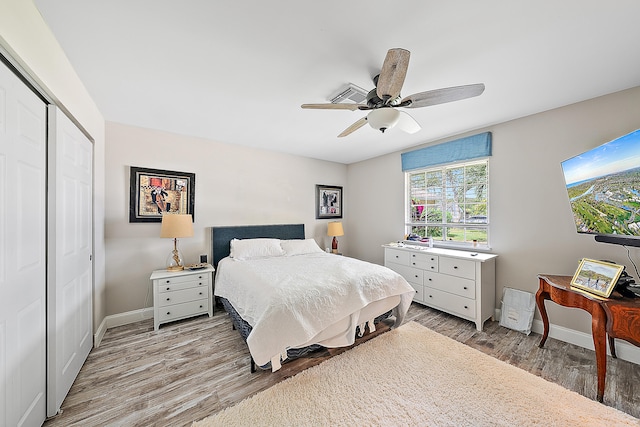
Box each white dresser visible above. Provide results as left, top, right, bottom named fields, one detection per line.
left=150, top=265, right=215, bottom=331
left=383, top=244, right=497, bottom=331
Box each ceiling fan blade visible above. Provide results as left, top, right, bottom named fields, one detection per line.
left=338, top=117, right=368, bottom=137
left=400, top=83, right=485, bottom=109
left=301, top=103, right=363, bottom=111
left=376, top=48, right=410, bottom=102
left=396, top=111, right=421, bottom=134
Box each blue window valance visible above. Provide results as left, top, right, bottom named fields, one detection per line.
left=401, top=132, right=492, bottom=171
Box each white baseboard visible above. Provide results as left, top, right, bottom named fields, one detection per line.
left=530, top=319, right=640, bottom=365
left=495, top=308, right=639, bottom=365
left=93, top=317, right=108, bottom=348
left=93, top=307, right=154, bottom=348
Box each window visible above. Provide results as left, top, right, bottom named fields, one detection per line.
left=406, top=159, right=489, bottom=246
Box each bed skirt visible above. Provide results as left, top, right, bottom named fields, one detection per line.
left=219, top=297, right=392, bottom=371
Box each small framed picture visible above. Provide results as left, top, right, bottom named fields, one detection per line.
left=316, top=184, right=343, bottom=219
left=570, top=258, right=623, bottom=298
left=129, top=166, right=195, bottom=223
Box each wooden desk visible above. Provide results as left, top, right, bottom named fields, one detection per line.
left=536, top=275, right=608, bottom=402
left=536, top=275, right=640, bottom=403
left=602, top=297, right=640, bottom=357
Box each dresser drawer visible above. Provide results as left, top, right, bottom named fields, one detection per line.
left=385, top=248, right=410, bottom=265
left=439, top=257, right=476, bottom=280
left=408, top=252, right=438, bottom=271
left=424, top=271, right=476, bottom=299
left=157, top=299, right=209, bottom=323
left=158, top=276, right=210, bottom=293
left=157, top=287, right=209, bottom=307
left=423, top=287, right=476, bottom=319
left=387, top=262, right=423, bottom=285
left=408, top=282, right=423, bottom=302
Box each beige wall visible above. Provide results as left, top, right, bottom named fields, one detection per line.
left=105, top=122, right=347, bottom=315
left=348, top=85, right=640, bottom=335
left=0, top=0, right=107, bottom=332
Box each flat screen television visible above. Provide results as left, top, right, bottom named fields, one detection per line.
left=560, top=128, right=640, bottom=247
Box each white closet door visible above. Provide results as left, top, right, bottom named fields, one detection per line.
left=0, top=61, right=47, bottom=426
left=47, top=106, right=93, bottom=417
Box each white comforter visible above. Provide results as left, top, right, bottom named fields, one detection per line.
left=214, top=253, right=415, bottom=369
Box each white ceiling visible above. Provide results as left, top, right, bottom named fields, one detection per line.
left=34, top=1, right=640, bottom=164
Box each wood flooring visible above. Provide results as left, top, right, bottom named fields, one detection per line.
left=43, top=303, right=640, bottom=426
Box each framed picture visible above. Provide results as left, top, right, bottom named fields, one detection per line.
left=570, top=258, right=623, bottom=298
left=129, top=166, right=195, bottom=223
left=316, top=184, right=343, bottom=219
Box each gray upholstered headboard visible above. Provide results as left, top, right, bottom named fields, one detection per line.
left=211, top=224, right=305, bottom=268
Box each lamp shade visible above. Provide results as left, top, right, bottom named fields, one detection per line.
left=368, top=108, right=400, bottom=133
left=327, top=221, right=344, bottom=237
left=160, top=214, right=194, bottom=238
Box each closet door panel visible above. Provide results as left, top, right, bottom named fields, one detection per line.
left=47, top=106, right=93, bottom=417
left=0, top=57, right=47, bottom=427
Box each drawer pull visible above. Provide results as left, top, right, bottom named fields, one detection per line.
left=166, top=298, right=170, bottom=301
left=199, top=292, right=203, bottom=295
left=430, top=257, right=435, bottom=261
left=414, top=274, right=419, bottom=278
left=428, top=278, right=432, bottom=281
left=463, top=286, right=468, bottom=290
left=431, top=266, right=435, bottom=270
left=454, top=266, right=459, bottom=269
left=166, top=287, right=171, bottom=291
left=428, top=295, right=433, bottom=298
left=412, top=262, right=416, bottom=265
left=166, top=311, right=171, bottom=315
left=395, top=255, right=399, bottom=258
left=198, top=275, right=203, bottom=279
left=165, top=280, right=170, bottom=283
left=464, top=305, right=469, bottom=309
left=199, top=305, right=203, bottom=308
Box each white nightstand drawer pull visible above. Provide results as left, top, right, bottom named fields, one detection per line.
left=166, top=287, right=171, bottom=291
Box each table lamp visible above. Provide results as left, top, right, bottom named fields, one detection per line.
left=327, top=221, right=344, bottom=254
left=160, top=213, right=194, bottom=271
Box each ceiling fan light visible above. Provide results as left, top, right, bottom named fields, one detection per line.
left=367, top=108, right=400, bottom=133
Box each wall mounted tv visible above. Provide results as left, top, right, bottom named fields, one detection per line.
left=561, top=129, right=640, bottom=248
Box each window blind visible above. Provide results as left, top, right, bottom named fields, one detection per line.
left=401, top=132, right=492, bottom=171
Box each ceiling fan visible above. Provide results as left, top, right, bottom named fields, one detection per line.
left=301, top=48, right=485, bottom=137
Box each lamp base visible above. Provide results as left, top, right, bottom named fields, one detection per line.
left=166, top=265, right=184, bottom=272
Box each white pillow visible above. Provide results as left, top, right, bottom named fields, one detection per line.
left=230, top=238, right=285, bottom=260
left=281, top=238, right=324, bottom=256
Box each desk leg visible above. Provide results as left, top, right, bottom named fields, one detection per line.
left=592, top=305, right=607, bottom=403
left=536, top=288, right=550, bottom=348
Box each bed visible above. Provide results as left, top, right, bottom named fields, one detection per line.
left=212, top=224, right=415, bottom=372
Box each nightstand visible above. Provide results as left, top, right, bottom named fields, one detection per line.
left=150, top=264, right=215, bottom=331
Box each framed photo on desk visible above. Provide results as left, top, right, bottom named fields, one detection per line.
left=571, top=258, right=623, bottom=298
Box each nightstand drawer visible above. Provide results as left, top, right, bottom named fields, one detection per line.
left=157, top=299, right=209, bottom=323
left=158, top=287, right=208, bottom=307
left=158, top=276, right=210, bottom=293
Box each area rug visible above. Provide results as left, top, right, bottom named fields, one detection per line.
left=193, top=322, right=638, bottom=427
